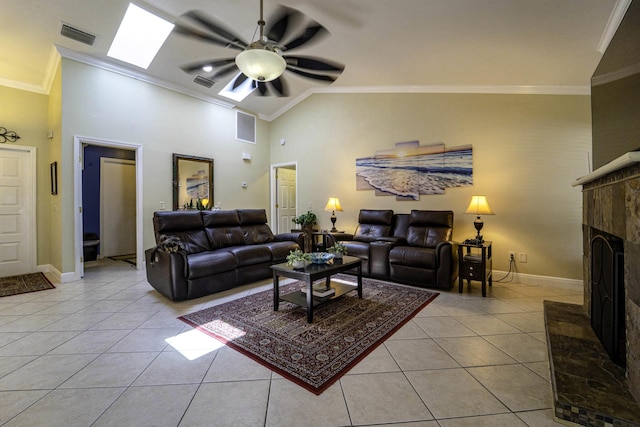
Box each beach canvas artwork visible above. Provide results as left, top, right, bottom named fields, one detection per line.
left=356, top=141, right=473, bottom=200
left=186, top=170, right=209, bottom=199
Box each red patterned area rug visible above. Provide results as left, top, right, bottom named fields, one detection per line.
left=179, top=275, right=438, bottom=394
left=0, top=272, right=55, bottom=297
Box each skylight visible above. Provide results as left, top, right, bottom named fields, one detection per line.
left=219, top=74, right=256, bottom=102
left=107, top=3, right=174, bottom=69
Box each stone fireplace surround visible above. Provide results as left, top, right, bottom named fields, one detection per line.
left=545, top=152, right=640, bottom=426
left=580, top=155, right=640, bottom=401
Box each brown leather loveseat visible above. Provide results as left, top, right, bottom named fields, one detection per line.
left=335, top=209, right=458, bottom=289
left=145, top=209, right=304, bottom=301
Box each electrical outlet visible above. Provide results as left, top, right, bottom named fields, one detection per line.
left=519, top=252, right=528, bottom=263
left=508, top=251, right=516, bottom=261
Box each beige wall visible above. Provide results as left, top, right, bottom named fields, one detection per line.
left=270, top=93, right=591, bottom=280
left=58, top=59, right=271, bottom=273
left=0, top=85, right=51, bottom=266
left=48, top=63, right=63, bottom=271
left=2, top=62, right=592, bottom=281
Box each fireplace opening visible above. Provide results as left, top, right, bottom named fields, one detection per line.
left=590, top=231, right=626, bottom=367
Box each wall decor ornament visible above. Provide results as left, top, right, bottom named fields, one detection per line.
left=0, top=127, right=21, bottom=143
left=50, top=161, right=58, bottom=195
left=356, top=140, right=473, bottom=200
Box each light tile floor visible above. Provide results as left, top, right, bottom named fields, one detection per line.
left=0, top=259, right=583, bottom=426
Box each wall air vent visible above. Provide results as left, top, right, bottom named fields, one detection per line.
left=236, top=111, right=256, bottom=143
left=193, top=75, right=215, bottom=88
left=60, top=23, right=96, bottom=46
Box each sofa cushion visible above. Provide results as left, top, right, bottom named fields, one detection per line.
left=389, top=246, right=437, bottom=269
left=264, top=241, right=300, bottom=262
left=392, top=213, right=411, bottom=238
left=353, top=209, right=394, bottom=242
left=187, top=251, right=237, bottom=279
left=243, top=224, right=275, bottom=245
left=358, top=209, right=394, bottom=225
left=202, top=210, right=245, bottom=249
left=228, top=245, right=272, bottom=267
left=406, top=210, right=453, bottom=248
left=238, top=209, right=275, bottom=244
left=153, top=211, right=211, bottom=254
left=342, top=241, right=371, bottom=260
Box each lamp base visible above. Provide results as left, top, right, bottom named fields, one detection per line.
left=469, top=216, right=485, bottom=244
left=330, top=215, right=337, bottom=233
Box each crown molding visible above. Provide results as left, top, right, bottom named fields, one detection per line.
left=263, top=84, right=591, bottom=121
left=56, top=46, right=234, bottom=110
left=597, top=0, right=632, bottom=54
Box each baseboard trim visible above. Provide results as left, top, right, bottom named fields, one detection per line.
left=36, top=264, right=78, bottom=283
left=492, top=270, right=583, bottom=291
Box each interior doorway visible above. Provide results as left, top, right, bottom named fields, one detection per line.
left=270, top=162, right=297, bottom=234
left=73, top=136, right=143, bottom=279
left=99, top=158, right=136, bottom=258
left=0, top=145, right=36, bottom=277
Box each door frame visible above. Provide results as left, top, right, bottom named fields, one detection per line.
left=270, top=161, right=298, bottom=233
left=0, top=145, right=36, bottom=276
left=73, top=136, right=143, bottom=279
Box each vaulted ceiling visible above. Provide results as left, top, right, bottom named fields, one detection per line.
left=0, top=0, right=628, bottom=120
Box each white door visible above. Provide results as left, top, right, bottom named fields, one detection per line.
left=0, top=146, right=36, bottom=277
left=277, top=167, right=297, bottom=233
left=100, top=158, right=136, bottom=257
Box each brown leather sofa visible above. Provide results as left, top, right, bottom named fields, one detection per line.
left=145, top=209, right=304, bottom=301
left=335, top=209, right=458, bottom=289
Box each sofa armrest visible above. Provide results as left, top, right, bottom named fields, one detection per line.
left=434, top=241, right=458, bottom=288
left=145, top=248, right=189, bottom=301
left=375, top=236, right=407, bottom=245
left=274, top=232, right=305, bottom=249
left=323, top=233, right=354, bottom=249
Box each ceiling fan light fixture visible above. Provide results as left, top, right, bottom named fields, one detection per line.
left=235, top=42, right=286, bottom=82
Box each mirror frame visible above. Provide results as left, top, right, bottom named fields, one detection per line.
left=172, top=153, right=214, bottom=210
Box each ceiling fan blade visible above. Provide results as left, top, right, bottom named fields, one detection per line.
left=213, top=63, right=240, bottom=79
left=270, top=77, right=289, bottom=97
left=284, top=56, right=344, bottom=73
left=282, top=24, right=327, bottom=51
left=177, top=10, right=247, bottom=50
left=286, top=67, right=337, bottom=82
left=265, top=7, right=294, bottom=43
left=180, top=58, right=236, bottom=73
left=257, top=81, right=268, bottom=96
left=231, top=73, right=250, bottom=90
left=174, top=26, right=242, bottom=50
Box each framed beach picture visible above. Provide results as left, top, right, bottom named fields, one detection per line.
left=172, top=154, right=214, bottom=210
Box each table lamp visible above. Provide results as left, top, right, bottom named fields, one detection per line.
left=324, top=197, right=343, bottom=232
left=464, top=195, right=494, bottom=243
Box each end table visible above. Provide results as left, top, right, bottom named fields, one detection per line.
left=458, top=241, right=492, bottom=297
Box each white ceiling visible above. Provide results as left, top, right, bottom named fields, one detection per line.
left=0, top=0, right=629, bottom=120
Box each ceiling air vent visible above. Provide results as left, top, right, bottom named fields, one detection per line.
left=193, top=75, right=215, bottom=88
left=60, top=23, right=96, bottom=46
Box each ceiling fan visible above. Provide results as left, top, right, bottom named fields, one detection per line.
left=174, top=0, right=345, bottom=97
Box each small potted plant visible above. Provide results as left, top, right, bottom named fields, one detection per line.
left=286, top=249, right=310, bottom=269
left=327, top=241, right=347, bottom=259
left=292, top=210, right=317, bottom=232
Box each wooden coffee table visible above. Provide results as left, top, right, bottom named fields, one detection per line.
left=271, top=255, right=362, bottom=323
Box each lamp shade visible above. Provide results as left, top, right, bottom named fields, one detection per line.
left=465, top=195, right=495, bottom=216
left=235, top=45, right=286, bottom=82
left=324, top=197, right=343, bottom=212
